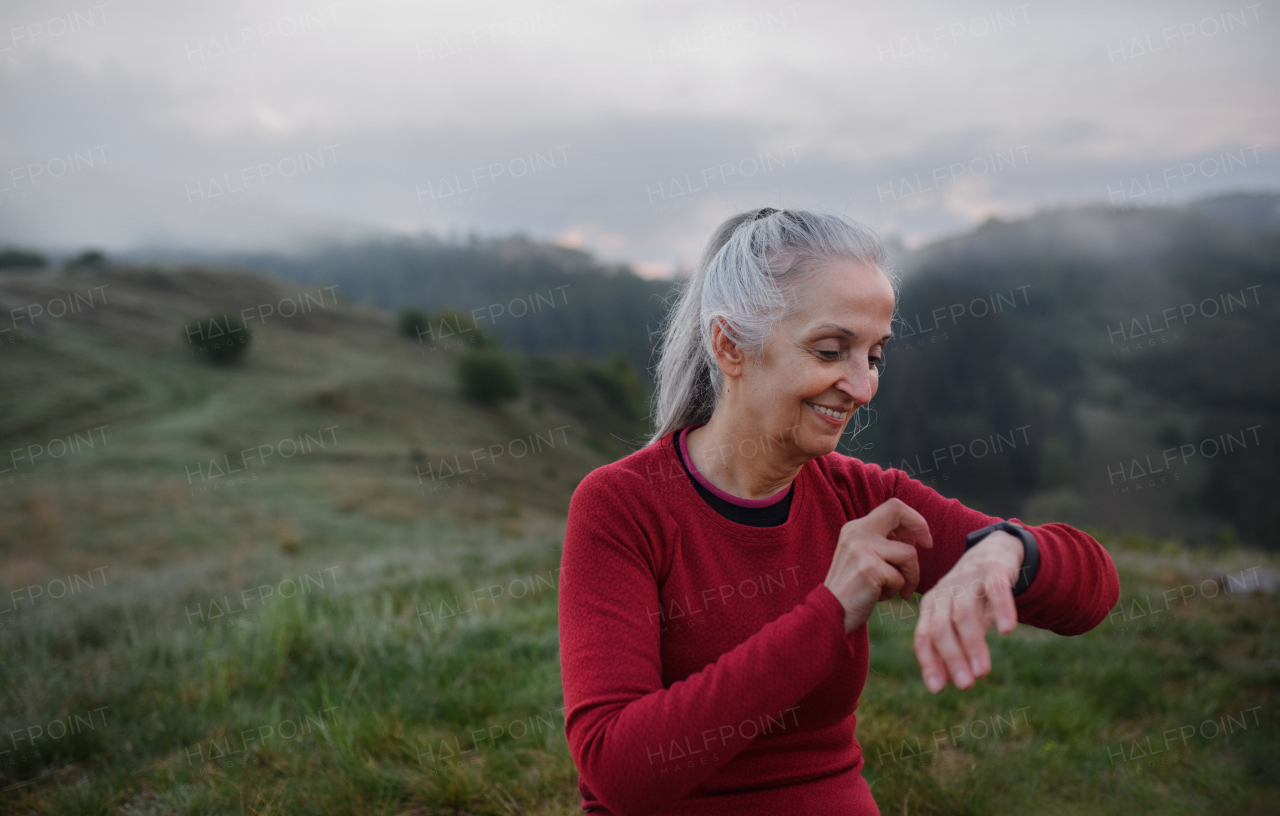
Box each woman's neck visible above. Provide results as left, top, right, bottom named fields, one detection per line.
left=684, top=412, right=809, bottom=501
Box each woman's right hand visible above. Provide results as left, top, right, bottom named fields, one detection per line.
left=823, top=498, right=934, bottom=633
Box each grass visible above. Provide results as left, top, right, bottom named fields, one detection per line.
left=4, top=529, right=1275, bottom=815
left=1, top=267, right=1277, bottom=814
left=2, top=552, right=576, bottom=814
left=860, top=536, right=1279, bottom=814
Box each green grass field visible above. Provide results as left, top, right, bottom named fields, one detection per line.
left=1, top=268, right=1276, bottom=814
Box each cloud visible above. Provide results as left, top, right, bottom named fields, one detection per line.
left=0, top=0, right=1276, bottom=265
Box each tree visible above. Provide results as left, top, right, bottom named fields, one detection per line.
left=398, top=308, right=429, bottom=339
left=456, top=349, right=521, bottom=405
left=186, top=314, right=251, bottom=365
left=0, top=248, right=48, bottom=272
left=66, top=250, right=106, bottom=270
left=585, top=353, right=649, bottom=421
left=430, top=308, right=496, bottom=349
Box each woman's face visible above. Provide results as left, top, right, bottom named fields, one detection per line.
left=739, top=258, right=895, bottom=459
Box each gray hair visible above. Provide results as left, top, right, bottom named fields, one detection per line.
left=648, top=207, right=893, bottom=445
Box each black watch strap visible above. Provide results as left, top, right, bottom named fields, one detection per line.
left=964, top=521, right=1040, bottom=596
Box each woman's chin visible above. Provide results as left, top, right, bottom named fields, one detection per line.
left=798, top=424, right=843, bottom=457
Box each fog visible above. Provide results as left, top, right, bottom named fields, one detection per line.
left=1, top=0, right=1276, bottom=271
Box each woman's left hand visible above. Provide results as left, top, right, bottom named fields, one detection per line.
left=912, top=531, right=1023, bottom=693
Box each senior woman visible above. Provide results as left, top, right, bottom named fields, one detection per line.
left=558, top=208, right=1119, bottom=815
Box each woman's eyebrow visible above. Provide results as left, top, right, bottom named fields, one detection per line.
left=812, top=323, right=894, bottom=341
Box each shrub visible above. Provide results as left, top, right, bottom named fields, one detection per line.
left=1035, top=437, right=1075, bottom=489
left=185, top=314, right=251, bottom=365
left=402, top=307, right=496, bottom=349
left=456, top=349, right=521, bottom=405
left=398, top=308, right=429, bottom=339
left=585, top=353, right=648, bottom=421
left=66, top=250, right=106, bottom=270
left=434, top=308, right=495, bottom=348
left=526, top=354, right=650, bottom=423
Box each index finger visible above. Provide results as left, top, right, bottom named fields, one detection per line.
left=988, top=572, right=1019, bottom=635
left=871, top=498, right=933, bottom=549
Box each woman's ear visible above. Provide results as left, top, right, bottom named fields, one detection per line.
left=709, top=318, right=745, bottom=379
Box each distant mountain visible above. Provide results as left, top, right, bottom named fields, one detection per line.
left=97, top=192, right=1280, bottom=548
left=909, top=195, right=1280, bottom=274
left=859, top=195, right=1280, bottom=547
left=236, top=235, right=675, bottom=378
left=1189, top=192, right=1280, bottom=231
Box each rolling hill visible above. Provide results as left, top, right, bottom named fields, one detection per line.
left=0, top=236, right=1276, bottom=814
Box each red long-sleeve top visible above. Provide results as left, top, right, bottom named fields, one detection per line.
left=558, top=429, right=1119, bottom=815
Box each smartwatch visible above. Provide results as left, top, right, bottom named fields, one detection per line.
left=964, top=521, right=1040, bottom=596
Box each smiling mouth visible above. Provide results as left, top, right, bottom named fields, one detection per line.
left=806, top=402, right=849, bottom=421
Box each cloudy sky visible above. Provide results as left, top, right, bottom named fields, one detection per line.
left=1, top=0, right=1276, bottom=274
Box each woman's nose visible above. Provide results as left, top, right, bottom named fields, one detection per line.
left=834, top=368, right=872, bottom=404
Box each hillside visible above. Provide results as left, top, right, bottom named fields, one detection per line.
left=851, top=196, right=1280, bottom=549
left=109, top=194, right=1280, bottom=549
left=233, top=235, right=675, bottom=377
left=0, top=255, right=1277, bottom=815
left=0, top=265, right=642, bottom=608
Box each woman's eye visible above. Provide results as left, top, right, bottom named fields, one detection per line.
left=817, top=349, right=840, bottom=360
left=870, top=355, right=884, bottom=373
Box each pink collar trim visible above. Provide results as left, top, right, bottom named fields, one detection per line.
left=678, top=425, right=792, bottom=508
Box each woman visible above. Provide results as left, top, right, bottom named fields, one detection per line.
left=558, top=208, right=1119, bottom=815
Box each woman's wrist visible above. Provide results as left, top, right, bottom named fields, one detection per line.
left=964, top=530, right=1024, bottom=582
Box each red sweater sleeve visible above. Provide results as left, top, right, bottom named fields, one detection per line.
left=875, top=464, right=1120, bottom=634
left=558, top=466, right=855, bottom=816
